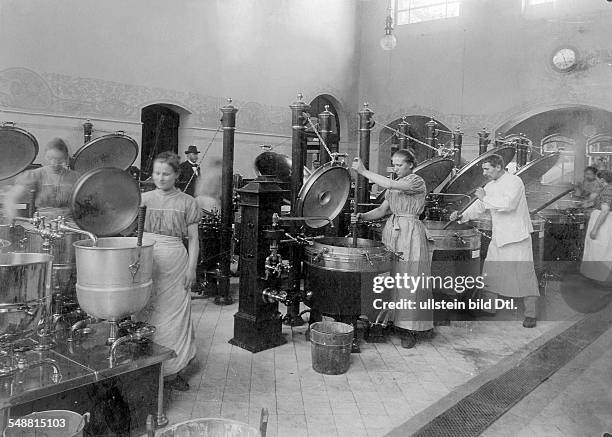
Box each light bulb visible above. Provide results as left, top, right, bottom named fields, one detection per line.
left=380, top=34, right=397, bottom=51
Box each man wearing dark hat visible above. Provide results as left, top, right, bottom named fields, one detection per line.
left=177, top=145, right=201, bottom=196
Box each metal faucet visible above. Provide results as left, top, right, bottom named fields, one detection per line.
left=55, top=217, right=98, bottom=245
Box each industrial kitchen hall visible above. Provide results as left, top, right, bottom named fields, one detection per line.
left=0, top=0, right=611, bottom=436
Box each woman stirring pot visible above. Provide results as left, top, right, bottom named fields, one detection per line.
left=351, top=150, right=434, bottom=348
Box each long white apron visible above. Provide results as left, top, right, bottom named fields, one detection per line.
left=580, top=210, right=612, bottom=282
left=482, top=236, right=540, bottom=298
left=136, top=232, right=196, bottom=376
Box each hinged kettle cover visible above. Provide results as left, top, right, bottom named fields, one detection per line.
left=0, top=124, right=39, bottom=181
left=71, top=167, right=140, bottom=236
left=71, top=133, right=138, bottom=174
left=296, top=162, right=351, bottom=228
left=442, top=145, right=516, bottom=194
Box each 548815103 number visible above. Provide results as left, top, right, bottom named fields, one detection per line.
left=7, top=417, right=67, bottom=428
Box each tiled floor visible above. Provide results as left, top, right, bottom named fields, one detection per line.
left=158, top=278, right=594, bottom=437
left=483, top=319, right=612, bottom=437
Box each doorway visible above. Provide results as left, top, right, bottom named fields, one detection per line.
left=141, top=105, right=180, bottom=176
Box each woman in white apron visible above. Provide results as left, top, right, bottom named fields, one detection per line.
left=581, top=186, right=612, bottom=283
left=137, top=151, right=200, bottom=391
left=352, top=150, right=433, bottom=348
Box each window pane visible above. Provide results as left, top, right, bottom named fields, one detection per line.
left=411, top=0, right=445, bottom=8
left=528, top=0, right=554, bottom=4
left=397, top=10, right=411, bottom=25
left=397, top=0, right=411, bottom=11
left=447, top=1, right=460, bottom=17
left=410, top=4, right=447, bottom=23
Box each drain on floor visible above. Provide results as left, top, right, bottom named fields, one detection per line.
left=391, top=308, right=612, bottom=437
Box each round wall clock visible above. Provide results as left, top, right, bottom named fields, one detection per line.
left=551, top=47, right=578, bottom=72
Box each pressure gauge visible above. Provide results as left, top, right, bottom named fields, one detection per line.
left=551, top=47, right=578, bottom=73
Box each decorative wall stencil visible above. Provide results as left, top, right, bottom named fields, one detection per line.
left=0, top=67, right=295, bottom=135
left=0, top=68, right=54, bottom=110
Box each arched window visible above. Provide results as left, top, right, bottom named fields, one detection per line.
left=540, top=134, right=576, bottom=185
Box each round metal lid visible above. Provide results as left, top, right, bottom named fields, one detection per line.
left=0, top=124, right=39, bottom=181
left=515, top=152, right=561, bottom=187
left=254, top=151, right=292, bottom=182
left=414, top=157, right=455, bottom=193
left=71, top=133, right=139, bottom=173
left=296, top=163, right=351, bottom=228
left=441, top=145, right=516, bottom=194
left=71, top=167, right=141, bottom=236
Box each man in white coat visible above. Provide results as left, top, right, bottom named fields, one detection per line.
left=450, top=154, right=539, bottom=328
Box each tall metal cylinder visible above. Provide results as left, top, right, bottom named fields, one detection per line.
left=318, top=105, right=334, bottom=165
left=478, top=128, right=490, bottom=155
left=356, top=103, right=374, bottom=214
left=426, top=119, right=437, bottom=159
left=83, top=119, right=93, bottom=144
left=397, top=116, right=409, bottom=153
left=287, top=94, right=310, bottom=326
left=216, top=99, right=238, bottom=305
left=516, top=134, right=528, bottom=167
left=453, top=126, right=463, bottom=168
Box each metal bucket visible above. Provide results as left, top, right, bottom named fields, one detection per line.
left=4, top=411, right=89, bottom=437
left=310, top=321, right=354, bottom=375
left=151, top=418, right=261, bottom=437
left=303, top=237, right=393, bottom=321
left=424, top=220, right=481, bottom=296
left=74, top=237, right=154, bottom=321
left=0, top=253, right=53, bottom=343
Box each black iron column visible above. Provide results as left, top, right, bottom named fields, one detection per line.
left=319, top=105, right=334, bottom=165
left=285, top=94, right=309, bottom=326
left=229, top=179, right=287, bottom=352
left=356, top=103, right=375, bottom=214
left=452, top=126, right=463, bottom=168
left=397, top=116, right=410, bottom=154
left=478, top=127, right=490, bottom=155
left=216, top=99, right=238, bottom=305
left=426, top=119, right=437, bottom=159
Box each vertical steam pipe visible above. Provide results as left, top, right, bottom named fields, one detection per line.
left=319, top=105, right=333, bottom=165
left=453, top=127, right=463, bottom=168
left=356, top=103, right=375, bottom=220
left=397, top=116, right=409, bottom=152
left=286, top=94, right=310, bottom=326
left=216, top=99, right=238, bottom=306
left=426, top=119, right=437, bottom=159
left=478, top=128, right=490, bottom=155
left=83, top=119, right=93, bottom=144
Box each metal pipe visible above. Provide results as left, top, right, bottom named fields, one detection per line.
left=58, top=223, right=97, bottom=245
left=357, top=103, right=375, bottom=221
left=530, top=188, right=575, bottom=215
left=215, top=99, right=238, bottom=306
left=426, top=119, right=437, bottom=159
left=453, top=127, right=463, bottom=168
left=287, top=94, right=310, bottom=326
left=319, top=105, right=333, bottom=165
left=398, top=117, right=409, bottom=151
left=478, top=128, right=490, bottom=155
left=272, top=213, right=333, bottom=228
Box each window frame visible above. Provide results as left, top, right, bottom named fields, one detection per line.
left=394, top=0, right=461, bottom=26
